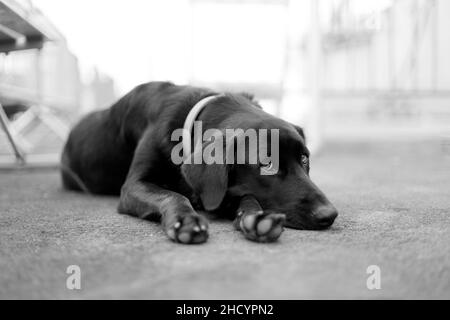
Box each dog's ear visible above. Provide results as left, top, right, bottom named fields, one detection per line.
left=239, top=92, right=262, bottom=109
left=181, top=142, right=228, bottom=211
left=293, top=125, right=306, bottom=143
left=239, top=92, right=255, bottom=101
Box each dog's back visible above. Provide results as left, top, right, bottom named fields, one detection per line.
left=61, top=108, right=133, bottom=195
left=61, top=82, right=211, bottom=195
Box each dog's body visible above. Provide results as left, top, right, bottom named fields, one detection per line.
left=62, top=82, right=337, bottom=244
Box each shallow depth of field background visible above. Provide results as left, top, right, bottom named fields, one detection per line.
left=0, top=0, right=449, bottom=299
left=1, top=0, right=450, bottom=159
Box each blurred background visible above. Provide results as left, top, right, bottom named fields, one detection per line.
left=1, top=0, right=450, bottom=165
left=1, top=0, right=450, bottom=300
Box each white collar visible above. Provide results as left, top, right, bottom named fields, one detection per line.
left=182, top=94, right=224, bottom=160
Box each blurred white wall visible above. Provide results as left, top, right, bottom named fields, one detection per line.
left=29, top=0, right=450, bottom=142
left=318, top=0, right=450, bottom=140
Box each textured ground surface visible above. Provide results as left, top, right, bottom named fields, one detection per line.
left=0, top=139, right=449, bottom=299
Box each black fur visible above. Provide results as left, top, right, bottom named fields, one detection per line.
left=62, top=82, right=338, bottom=244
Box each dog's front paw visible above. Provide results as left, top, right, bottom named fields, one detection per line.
left=236, top=211, right=286, bottom=243
left=166, top=214, right=209, bottom=244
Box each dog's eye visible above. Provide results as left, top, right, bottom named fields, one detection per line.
left=301, top=155, right=309, bottom=168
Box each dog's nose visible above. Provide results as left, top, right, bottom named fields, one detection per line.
left=313, top=205, right=338, bottom=229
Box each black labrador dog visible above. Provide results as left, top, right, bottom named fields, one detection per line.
left=61, top=82, right=338, bottom=244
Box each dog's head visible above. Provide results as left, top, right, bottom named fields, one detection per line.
left=182, top=95, right=338, bottom=230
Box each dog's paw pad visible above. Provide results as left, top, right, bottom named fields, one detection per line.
left=166, top=215, right=209, bottom=244
left=239, top=212, right=286, bottom=243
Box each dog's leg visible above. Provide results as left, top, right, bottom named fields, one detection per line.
left=119, top=180, right=209, bottom=244
left=234, top=195, right=285, bottom=243
left=118, top=130, right=208, bottom=244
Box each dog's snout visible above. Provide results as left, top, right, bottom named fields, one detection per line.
left=313, top=206, right=338, bottom=229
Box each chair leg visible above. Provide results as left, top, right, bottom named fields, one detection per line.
left=0, top=102, right=26, bottom=164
